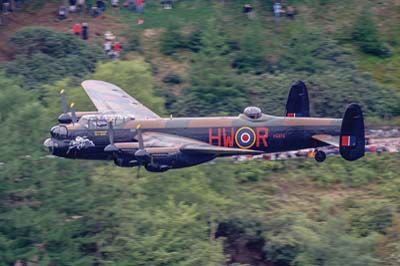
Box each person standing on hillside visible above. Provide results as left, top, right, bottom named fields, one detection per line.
left=113, top=40, right=121, bottom=58
left=82, top=22, right=89, bottom=40
left=285, top=5, right=296, bottom=19
left=73, top=23, right=81, bottom=36
left=111, top=0, right=119, bottom=8
left=69, top=0, right=77, bottom=12
left=243, top=3, right=253, bottom=18
left=2, top=0, right=12, bottom=13
left=128, top=0, right=135, bottom=11
left=96, top=0, right=106, bottom=13
left=136, top=0, right=144, bottom=15
left=273, top=2, right=281, bottom=21
left=104, top=41, right=112, bottom=56
left=77, top=0, right=85, bottom=14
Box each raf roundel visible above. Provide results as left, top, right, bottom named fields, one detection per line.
left=235, top=127, right=256, bottom=149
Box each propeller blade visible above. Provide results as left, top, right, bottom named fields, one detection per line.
left=134, top=124, right=151, bottom=164
left=60, top=89, right=68, bottom=114
left=70, top=103, right=77, bottom=123
left=108, top=118, right=114, bottom=145
left=136, top=124, right=144, bottom=150
left=58, top=90, right=72, bottom=123
left=104, top=118, right=119, bottom=153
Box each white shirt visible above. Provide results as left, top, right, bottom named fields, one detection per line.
left=104, top=42, right=112, bottom=51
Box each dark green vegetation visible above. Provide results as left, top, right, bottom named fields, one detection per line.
left=1, top=1, right=400, bottom=265
left=4, top=28, right=106, bottom=90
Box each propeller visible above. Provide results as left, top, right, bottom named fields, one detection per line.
left=61, top=89, right=68, bottom=114
left=70, top=103, right=78, bottom=123
left=134, top=124, right=150, bottom=164
left=58, top=90, right=72, bottom=123
left=104, top=118, right=119, bottom=153
left=136, top=124, right=144, bottom=150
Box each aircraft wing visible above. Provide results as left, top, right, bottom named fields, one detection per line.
left=81, top=80, right=160, bottom=119
left=312, top=134, right=340, bottom=147
left=114, top=132, right=263, bottom=156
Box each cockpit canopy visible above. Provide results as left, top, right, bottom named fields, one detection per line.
left=78, top=112, right=134, bottom=129
left=243, top=106, right=262, bottom=119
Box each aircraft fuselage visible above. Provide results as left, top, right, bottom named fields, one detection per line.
left=45, top=114, right=342, bottom=171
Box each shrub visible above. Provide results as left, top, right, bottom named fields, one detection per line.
left=187, top=29, right=203, bottom=52
left=162, top=73, right=182, bottom=84
left=160, top=27, right=185, bottom=56
left=352, top=8, right=390, bottom=57
left=125, top=33, right=141, bottom=53
left=5, top=27, right=105, bottom=89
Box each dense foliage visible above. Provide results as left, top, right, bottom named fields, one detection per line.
left=4, top=27, right=105, bottom=89
left=352, top=8, right=390, bottom=57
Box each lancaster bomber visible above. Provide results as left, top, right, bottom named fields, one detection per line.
left=44, top=80, right=365, bottom=172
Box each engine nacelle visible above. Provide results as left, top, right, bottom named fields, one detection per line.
left=114, top=157, right=139, bottom=167
left=145, top=164, right=171, bottom=172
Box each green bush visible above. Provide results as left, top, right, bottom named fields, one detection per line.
left=160, top=27, right=185, bottom=56
left=124, top=32, right=142, bottom=53
left=352, top=8, right=390, bottom=57
left=172, top=21, right=248, bottom=116
left=162, top=72, right=182, bottom=84
left=5, top=27, right=105, bottom=89
left=187, top=29, right=203, bottom=52
left=268, top=32, right=400, bottom=118
left=263, top=213, right=379, bottom=266
left=348, top=201, right=395, bottom=236
left=233, top=26, right=266, bottom=74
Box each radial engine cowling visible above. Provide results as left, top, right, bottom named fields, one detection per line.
left=114, top=157, right=139, bottom=167
left=58, top=113, right=72, bottom=124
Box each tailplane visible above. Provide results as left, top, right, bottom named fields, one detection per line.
left=285, top=80, right=310, bottom=117
left=340, top=103, right=365, bottom=161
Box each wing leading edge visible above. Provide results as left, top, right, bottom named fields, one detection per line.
left=81, top=80, right=160, bottom=119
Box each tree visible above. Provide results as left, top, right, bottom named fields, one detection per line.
left=263, top=212, right=379, bottom=266
left=233, top=24, right=266, bottom=74
left=5, top=27, right=105, bottom=89
left=352, top=8, right=390, bottom=57
left=173, top=20, right=248, bottom=116
left=160, top=26, right=185, bottom=56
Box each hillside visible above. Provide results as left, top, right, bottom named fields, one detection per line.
left=0, top=1, right=399, bottom=266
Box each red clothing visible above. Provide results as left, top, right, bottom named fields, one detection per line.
left=136, top=0, right=143, bottom=6
left=73, top=23, right=82, bottom=34
left=113, top=42, right=121, bottom=52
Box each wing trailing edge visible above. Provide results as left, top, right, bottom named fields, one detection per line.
left=312, top=134, right=340, bottom=147
left=181, top=144, right=263, bottom=156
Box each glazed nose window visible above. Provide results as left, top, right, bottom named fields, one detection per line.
left=50, top=125, right=68, bottom=138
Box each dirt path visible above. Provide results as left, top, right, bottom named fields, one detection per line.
left=0, top=3, right=128, bottom=62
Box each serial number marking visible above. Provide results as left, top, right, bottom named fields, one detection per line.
left=94, top=131, right=108, bottom=136
left=273, top=133, right=286, bottom=139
